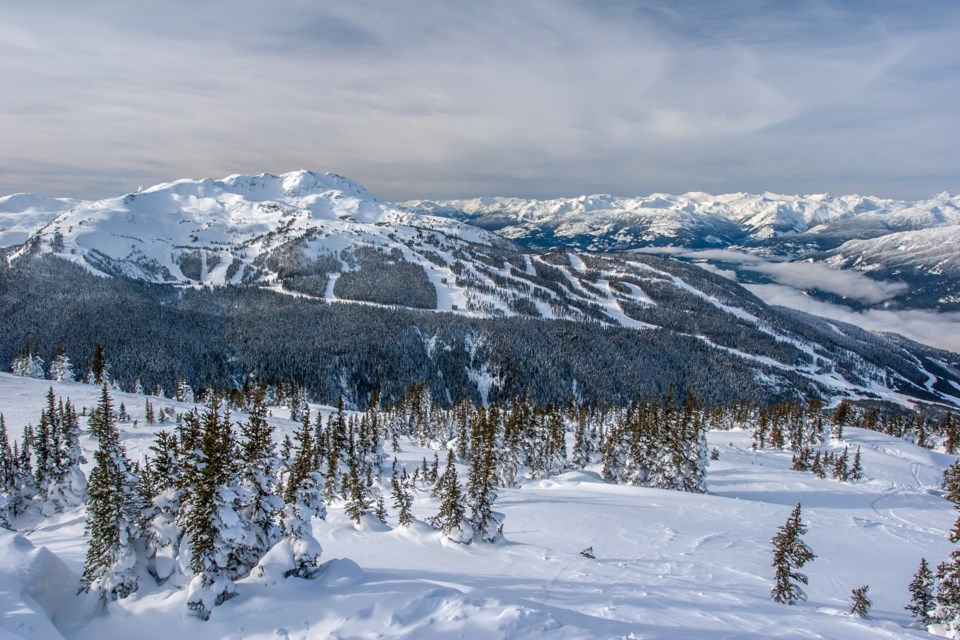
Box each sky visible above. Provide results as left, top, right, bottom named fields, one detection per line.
left=1, top=0, right=959, bottom=201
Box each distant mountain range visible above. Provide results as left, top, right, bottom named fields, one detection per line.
left=0, top=172, right=957, bottom=408
left=403, top=191, right=960, bottom=312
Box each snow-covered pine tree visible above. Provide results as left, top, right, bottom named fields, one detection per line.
left=391, top=470, right=413, bottom=527
left=937, top=547, right=960, bottom=635
left=681, top=402, right=708, bottom=494
left=831, top=400, right=852, bottom=440
left=81, top=385, right=142, bottom=602
left=268, top=400, right=326, bottom=580
left=945, top=413, right=960, bottom=455
left=344, top=460, right=372, bottom=526
left=16, top=425, right=38, bottom=509
left=48, top=348, right=75, bottom=382
left=467, top=407, right=503, bottom=542
left=181, top=395, right=248, bottom=619
left=175, top=376, right=195, bottom=404
left=56, top=397, right=86, bottom=508
left=144, top=430, right=182, bottom=582
left=850, top=584, right=871, bottom=617
left=10, top=347, right=45, bottom=379
left=571, top=409, right=591, bottom=469
left=237, top=385, right=282, bottom=575
left=432, top=450, right=469, bottom=542
left=906, top=557, right=934, bottom=627
left=771, top=503, right=816, bottom=605
left=0, top=415, right=17, bottom=527
left=944, top=461, right=960, bottom=506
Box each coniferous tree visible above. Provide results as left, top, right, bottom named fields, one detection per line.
left=906, top=557, right=935, bottom=627
left=771, top=503, right=816, bottom=605
left=467, top=409, right=503, bottom=542
left=182, top=395, right=246, bottom=619
left=145, top=399, right=155, bottom=425
left=144, top=430, right=182, bottom=581
left=374, top=495, right=388, bottom=524
left=832, top=400, right=852, bottom=440
left=89, top=342, right=107, bottom=385
left=937, top=550, right=960, bottom=635
left=391, top=471, right=413, bottom=527
left=0, top=415, right=17, bottom=527
left=432, top=450, right=467, bottom=542
left=832, top=446, right=849, bottom=481
left=944, top=461, right=960, bottom=506
left=344, top=462, right=371, bottom=525
left=48, top=348, right=75, bottom=382
left=849, top=585, right=871, bottom=617
left=81, top=386, right=141, bottom=602
left=237, top=385, right=282, bottom=574
left=849, top=447, right=863, bottom=482
left=269, top=402, right=326, bottom=580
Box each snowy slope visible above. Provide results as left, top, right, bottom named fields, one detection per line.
left=1, top=373, right=955, bottom=639
left=0, top=193, right=79, bottom=248
left=813, top=226, right=960, bottom=308
left=8, top=170, right=496, bottom=287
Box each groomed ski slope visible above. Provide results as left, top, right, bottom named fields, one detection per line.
left=0, top=373, right=954, bottom=639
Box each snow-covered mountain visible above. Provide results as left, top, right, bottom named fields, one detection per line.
left=810, top=226, right=960, bottom=309
left=0, top=192, right=79, bottom=248
left=2, top=171, right=959, bottom=408
left=9, top=170, right=494, bottom=288
left=403, top=191, right=960, bottom=312
left=403, top=191, right=960, bottom=250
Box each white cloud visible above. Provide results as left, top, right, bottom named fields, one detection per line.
left=642, top=248, right=908, bottom=304
left=0, top=1, right=957, bottom=200
left=746, top=283, right=960, bottom=353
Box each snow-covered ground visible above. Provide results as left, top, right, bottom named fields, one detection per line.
left=1, top=373, right=954, bottom=639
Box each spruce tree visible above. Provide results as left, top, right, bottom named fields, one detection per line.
left=237, top=385, right=282, bottom=574
left=832, top=447, right=849, bottom=481
left=374, top=495, right=388, bottom=524
left=466, top=410, right=502, bottom=542
left=432, top=450, right=467, bottom=542
left=849, top=447, right=863, bottom=482
left=391, top=471, right=413, bottom=527
left=272, top=403, right=326, bottom=580
left=182, top=395, right=246, bottom=619
left=944, top=461, right=960, bottom=506
left=145, top=430, right=182, bottom=581
left=0, top=415, right=17, bottom=527
left=849, top=584, right=871, bottom=617
left=936, top=522, right=960, bottom=634
left=344, top=462, right=370, bottom=526
left=90, top=342, right=107, bottom=385
left=81, top=386, right=141, bottom=602
left=906, top=557, right=935, bottom=626
left=771, top=503, right=816, bottom=605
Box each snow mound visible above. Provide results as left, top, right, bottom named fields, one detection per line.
left=0, top=531, right=84, bottom=640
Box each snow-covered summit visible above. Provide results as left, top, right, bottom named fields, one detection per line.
left=8, top=170, right=485, bottom=285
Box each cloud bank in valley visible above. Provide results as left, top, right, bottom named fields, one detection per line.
left=747, top=283, right=960, bottom=353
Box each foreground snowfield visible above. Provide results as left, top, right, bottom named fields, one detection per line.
left=1, top=373, right=954, bottom=639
